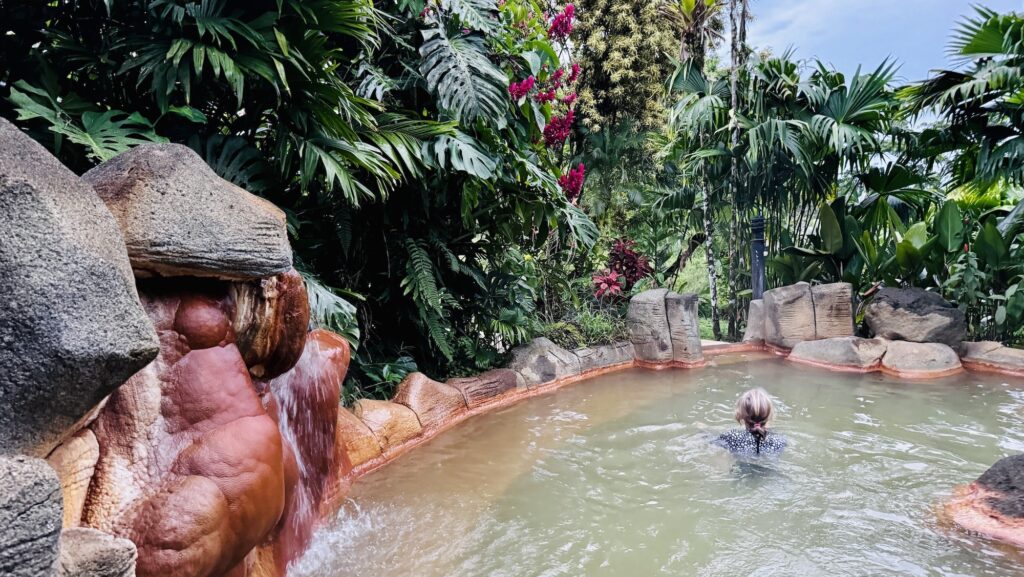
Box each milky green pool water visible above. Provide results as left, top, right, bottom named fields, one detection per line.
left=295, top=353, right=1024, bottom=577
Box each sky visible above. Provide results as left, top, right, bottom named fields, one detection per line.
left=744, top=0, right=1024, bottom=82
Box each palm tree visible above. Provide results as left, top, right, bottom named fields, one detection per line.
left=660, top=62, right=731, bottom=339
left=662, top=0, right=726, bottom=70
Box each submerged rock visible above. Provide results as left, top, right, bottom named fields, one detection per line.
left=84, top=282, right=286, bottom=577
left=56, top=528, right=136, bottom=577
left=880, top=340, right=962, bottom=377
left=789, top=337, right=887, bottom=370
left=864, top=288, right=967, bottom=348
left=508, top=337, right=582, bottom=387
left=0, top=118, right=158, bottom=457
left=83, top=143, right=292, bottom=279
left=0, top=455, right=62, bottom=577
left=393, top=373, right=468, bottom=431
left=943, top=454, right=1024, bottom=550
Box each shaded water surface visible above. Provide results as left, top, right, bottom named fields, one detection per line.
left=295, top=353, right=1024, bottom=577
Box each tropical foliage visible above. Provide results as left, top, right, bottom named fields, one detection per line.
left=5, top=1, right=1024, bottom=402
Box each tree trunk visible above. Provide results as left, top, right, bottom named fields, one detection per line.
left=726, top=0, right=749, bottom=340
left=703, top=184, right=722, bottom=341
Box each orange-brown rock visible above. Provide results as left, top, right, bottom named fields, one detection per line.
left=393, top=373, right=468, bottom=431
left=257, top=329, right=349, bottom=575
left=231, top=270, right=310, bottom=379
left=942, top=455, right=1024, bottom=549
left=352, top=400, right=422, bottom=451
left=84, top=281, right=286, bottom=577
left=446, top=369, right=518, bottom=409
left=47, top=429, right=100, bottom=528
left=335, top=408, right=382, bottom=474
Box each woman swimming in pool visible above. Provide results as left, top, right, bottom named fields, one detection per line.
left=714, top=388, right=787, bottom=456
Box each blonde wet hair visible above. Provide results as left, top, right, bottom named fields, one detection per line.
left=734, top=388, right=774, bottom=426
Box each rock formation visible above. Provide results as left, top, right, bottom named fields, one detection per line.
left=789, top=337, right=887, bottom=370
left=880, top=340, right=963, bottom=377
left=0, top=118, right=159, bottom=457
left=47, top=430, right=100, bottom=528
left=447, top=369, right=519, bottom=409
left=627, top=289, right=704, bottom=365
left=0, top=456, right=62, bottom=577
left=574, top=342, right=634, bottom=373
left=352, top=400, right=422, bottom=451
left=762, top=282, right=853, bottom=349
left=393, top=373, right=468, bottom=432
left=56, top=528, right=137, bottom=577
left=84, top=282, right=288, bottom=577
left=83, top=143, right=292, bottom=280
left=864, top=288, right=967, bottom=348
left=742, top=299, right=765, bottom=342
left=961, top=341, right=1024, bottom=376
left=508, top=337, right=583, bottom=387
left=943, top=454, right=1024, bottom=549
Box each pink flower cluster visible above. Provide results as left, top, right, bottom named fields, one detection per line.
left=592, top=270, right=625, bottom=300
left=569, top=62, right=581, bottom=83
left=559, top=163, right=586, bottom=203
left=534, top=89, right=557, bottom=104
left=548, top=4, right=575, bottom=42
left=544, top=109, right=574, bottom=147
left=509, top=76, right=536, bottom=100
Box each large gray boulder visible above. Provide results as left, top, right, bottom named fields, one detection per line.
left=0, top=118, right=159, bottom=456
left=742, top=299, right=765, bottom=342
left=763, top=283, right=816, bottom=348
left=789, top=337, right=887, bottom=370
left=627, top=289, right=673, bottom=362
left=0, top=456, right=62, bottom=577
left=864, top=288, right=967, bottom=348
left=508, top=338, right=582, bottom=387
left=763, top=282, right=854, bottom=349
left=811, top=283, right=855, bottom=339
left=881, top=340, right=962, bottom=376
left=56, top=528, right=137, bottom=577
left=666, top=292, right=703, bottom=364
left=83, top=143, right=292, bottom=279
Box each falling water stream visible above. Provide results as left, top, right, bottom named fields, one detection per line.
left=295, top=353, right=1024, bottom=577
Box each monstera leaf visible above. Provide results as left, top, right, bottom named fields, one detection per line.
left=419, top=25, right=508, bottom=124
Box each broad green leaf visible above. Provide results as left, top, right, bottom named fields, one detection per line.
left=936, top=201, right=965, bottom=253
left=975, top=220, right=1008, bottom=266
left=819, top=203, right=844, bottom=255
left=168, top=105, right=208, bottom=123
left=903, top=222, right=930, bottom=249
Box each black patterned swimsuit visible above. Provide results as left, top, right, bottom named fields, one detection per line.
left=713, top=429, right=787, bottom=456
